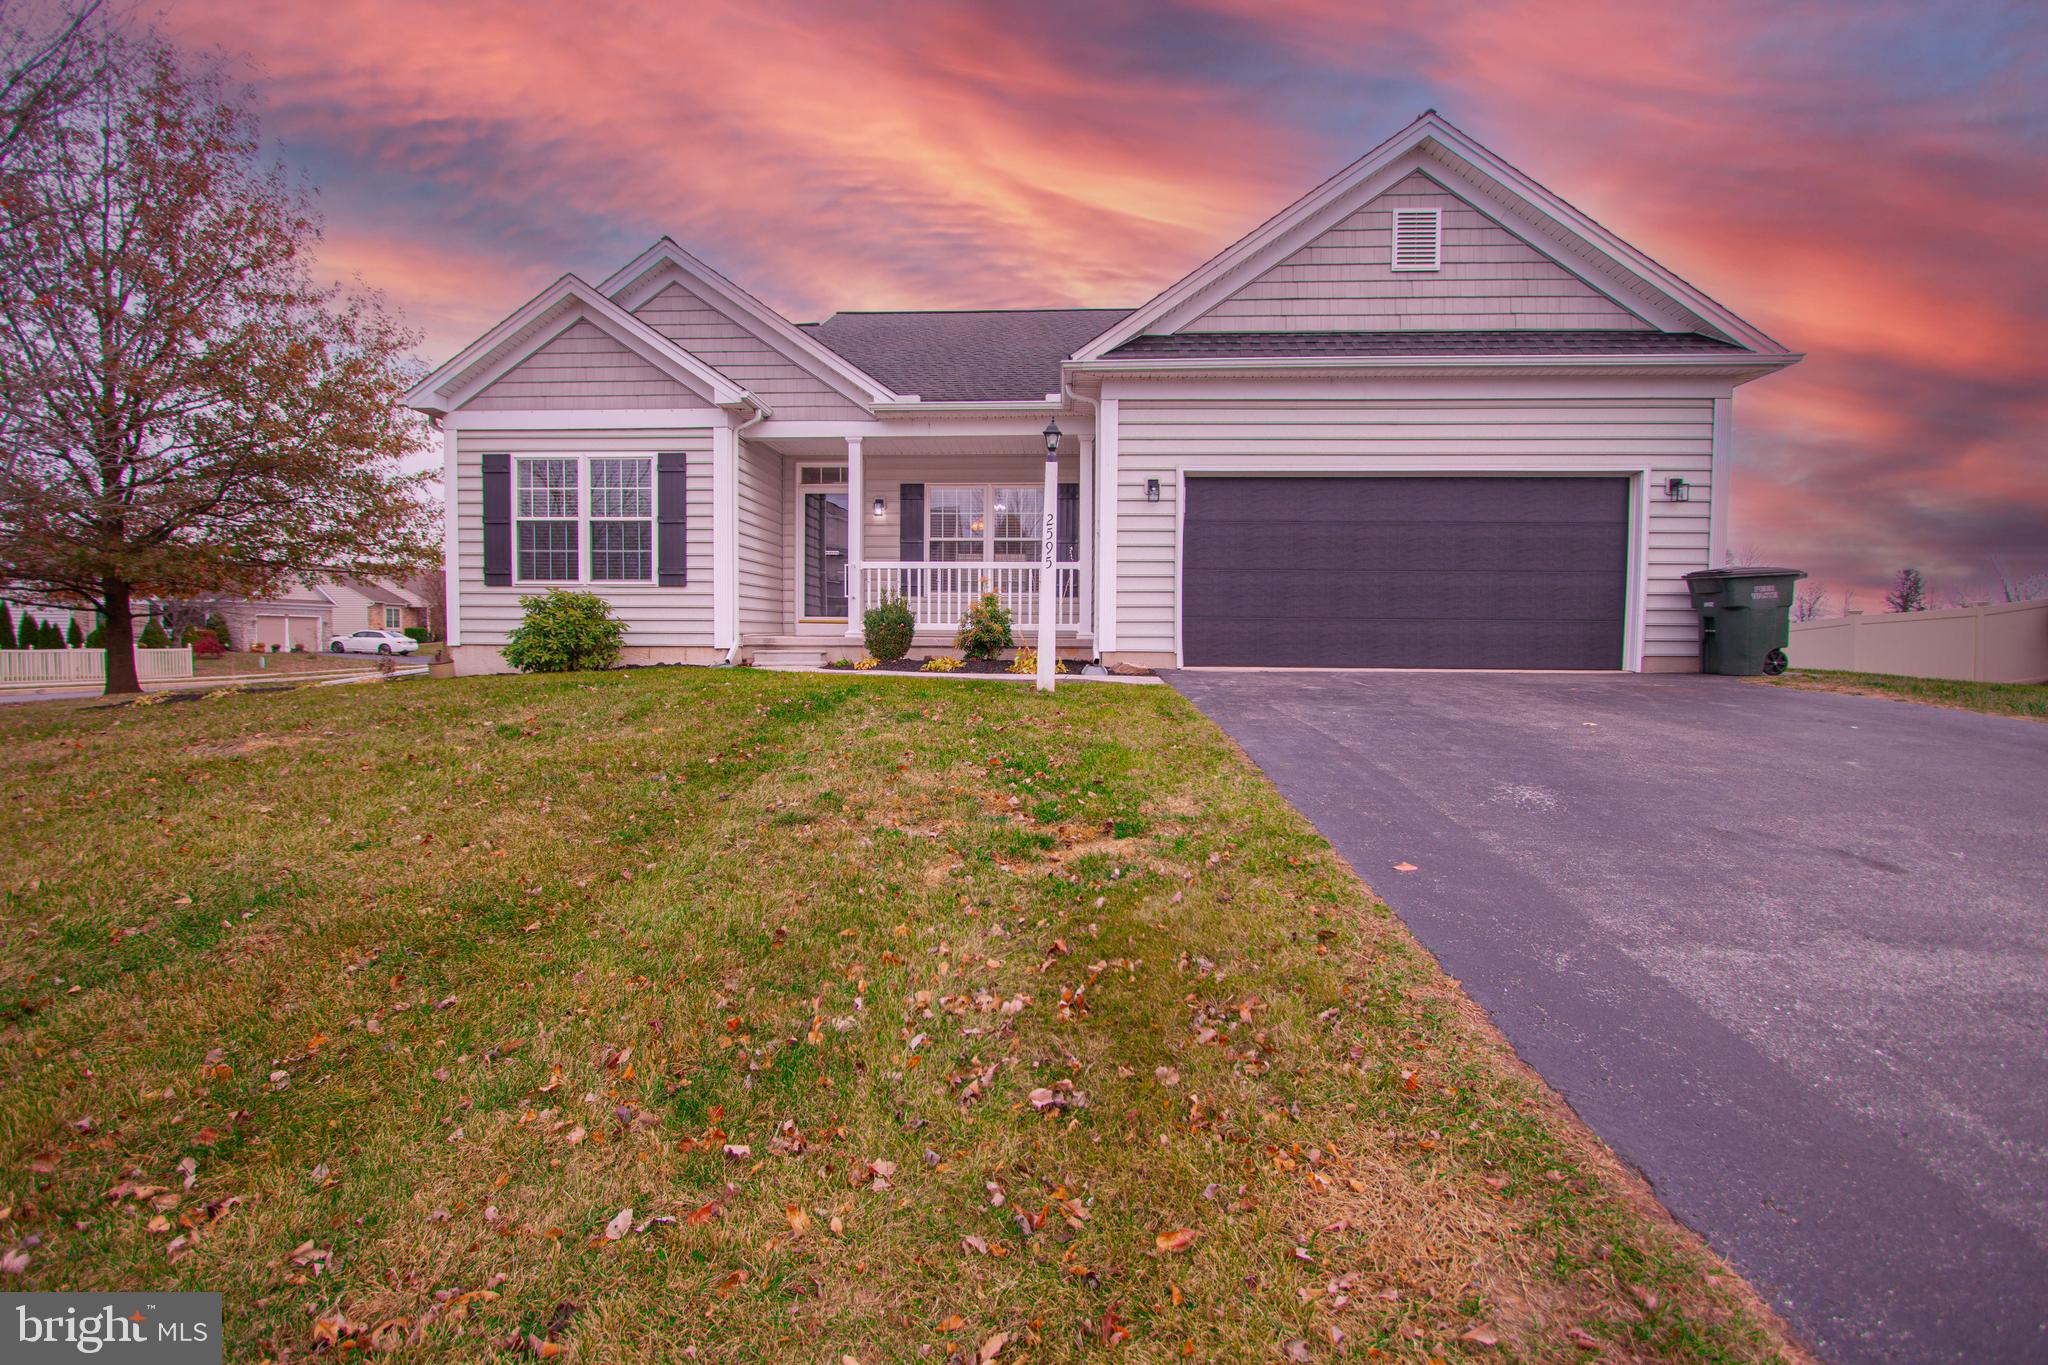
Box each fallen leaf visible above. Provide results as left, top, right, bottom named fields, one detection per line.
left=1155, top=1228, right=1199, bottom=1254
left=978, top=1331, right=1009, bottom=1362
left=938, top=1314, right=966, bottom=1332
left=1459, top=1327, right=1501, bottom=1349
left=1392, top=861, right=1418, bottom=873
left=1563, top=1325, right=1602, bottom=1351
left=604, top=1207, right=633, bottom=1241
left=784, top=1205, right=810, bottom=1237
left=0, top=1249, right=28, bottom=1274
left=1283, top=1341, right=1312, bottom=1362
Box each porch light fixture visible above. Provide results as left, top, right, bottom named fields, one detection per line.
left=1042, top=418, right=1061, bottom=456
left=871, top=496, right=885, bottom=519
left=1145, top=478, right=1161, bottom=502
left=1665, top=477, right=1691, bottom=502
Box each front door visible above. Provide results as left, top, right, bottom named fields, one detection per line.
left=801, top=490, right=848, bottom=625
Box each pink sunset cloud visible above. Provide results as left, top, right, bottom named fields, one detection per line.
left=151, top=0, right=2046, bottom=604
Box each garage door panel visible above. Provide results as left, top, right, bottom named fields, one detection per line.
left=1187, top=474, right=1629, bottom=526
left=1185, top=568, right=1626, bottom=622
left=1186, top=615, right=1625, bottom=669
left=1185, top=521, right=1627, bottom=574
left=1182, top=476, right=1627, bottom=669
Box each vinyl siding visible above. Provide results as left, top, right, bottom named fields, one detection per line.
left=1111, top=395, right=1714, bottom=663
left=1184, top=173, right=1652, bottom=333
left=634, top=282, right=871, bottom=421
left=453, top=428, right=715, bottom=647
left=463, top=319, right=709, bottom=411
left=737, top=441, right=787, bottom=635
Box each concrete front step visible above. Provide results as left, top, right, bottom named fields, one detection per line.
left=750, top=646, right=836, bottom=671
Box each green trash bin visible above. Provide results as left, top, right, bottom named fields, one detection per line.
left=1683, top=568, right=1807, bottom=676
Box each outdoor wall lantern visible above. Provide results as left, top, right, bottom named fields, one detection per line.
left=1146, top=478, right=1161, bottom=502
left=1042, top=418, right=1062, bottom=455
left=1665, top=477, right=1691, bottom=502
left=871, top=496, right=886, bottom=519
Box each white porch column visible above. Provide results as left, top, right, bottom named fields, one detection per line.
left=1036, top=432, right=1058, bottom=692
left=1076, top=432, right=1095, bottom=644
left=441, top=422, right=461, bottom=647
left=712, top=420, right=738, bottom=654
left=1094, top=397, right=1119, bottom=655
left=844, top=436, right=864, bottom=640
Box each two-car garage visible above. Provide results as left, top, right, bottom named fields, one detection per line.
left=1179, top=476, right=1631, bottom=670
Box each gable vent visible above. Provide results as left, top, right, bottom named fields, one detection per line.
left=1390, top=208, right=1442, bottom=271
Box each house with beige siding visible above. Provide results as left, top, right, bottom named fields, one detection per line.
left=407, top=112, right=1798, bottom=674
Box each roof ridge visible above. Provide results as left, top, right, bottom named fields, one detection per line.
left=814, top=307, right=1133, bottom=319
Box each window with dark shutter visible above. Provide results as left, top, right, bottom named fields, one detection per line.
left=657, top=452, right=688, bottom=586
left=481, top=453, right=511, bottom=586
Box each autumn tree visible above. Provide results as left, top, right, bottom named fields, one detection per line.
left=1792, top=581, right=1828, bottom=622
left=0, top=24, right=436, bottom=692
left=1884, top=567, right=1927, bottom=614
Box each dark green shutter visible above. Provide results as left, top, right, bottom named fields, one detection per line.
left=481, top=453, right=511, bottom=586
left=657, top=452, right=688, bottom=586
left=898, top=483, right=925, bottom=561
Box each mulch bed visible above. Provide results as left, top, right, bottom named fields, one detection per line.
left=820, top=656, right=1154, bottom=678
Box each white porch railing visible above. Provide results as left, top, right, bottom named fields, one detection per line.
left=0, top=647, right=195, bottom=687
left=857, top=563, right=1084, bottom=632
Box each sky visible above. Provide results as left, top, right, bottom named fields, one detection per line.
left=148, top=0, right=2048, bottom=607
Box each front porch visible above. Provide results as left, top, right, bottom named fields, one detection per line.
left=735, top=426, right=1094, bottom=667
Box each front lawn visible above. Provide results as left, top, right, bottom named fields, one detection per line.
left=1763, top=668, right=2048, bottom=720
left=0, top=670, right=1801, bottom=1362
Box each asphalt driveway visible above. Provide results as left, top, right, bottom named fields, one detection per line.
left=1165, top=670, right=2048, bottom=1365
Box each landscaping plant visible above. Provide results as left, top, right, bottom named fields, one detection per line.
left=0, top=603, right=14, bottom=649
left=862, top=596, right=915, bottom=663
left=1007, top=648, right=1065, bottom=676
left=920, top=655, right=962, bottom=672
left=501, top=590, right=627, bottom=673
left=136, top=618, right=170, bottom=649
left=954, top=591, right=1013, bottom=660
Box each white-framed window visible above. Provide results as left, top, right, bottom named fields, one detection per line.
left=927, top=485, right=985, bottom=563
left=383, top=606, right=402, bottom=629
left=928, top=484, right=1044, bottom=563
left=514, top=454, right=658, bottom=585
left=588, top=458, right=654, bottom=582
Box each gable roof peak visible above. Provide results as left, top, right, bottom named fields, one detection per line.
left=403, top=271, right=752, bottom=417
left=599, top=238, right=903, bottom=405
left=1072, top=113, right=1788, bottom=361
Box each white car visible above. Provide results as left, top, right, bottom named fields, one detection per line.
left=329, top=629, right=419, bottom=656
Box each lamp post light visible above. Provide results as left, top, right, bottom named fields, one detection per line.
left=1037, top=419, right=1061, bottom=693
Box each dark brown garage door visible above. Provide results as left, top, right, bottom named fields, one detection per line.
left=1182, top=476, right=1629, bottom=669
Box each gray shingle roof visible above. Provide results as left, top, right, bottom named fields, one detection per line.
left=802, top=309, right=1130, bottom=402
left=1103, top=330, right=1746, bottom=359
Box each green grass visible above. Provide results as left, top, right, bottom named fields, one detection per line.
left=0, top=671, right=1802, bottom=1362
left=1764, top=668, right=2048, bottom=720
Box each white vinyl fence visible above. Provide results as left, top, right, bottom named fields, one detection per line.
left=1788, top=600, right=2048, bottom=684
left=0, top=647, right=195, bottom=688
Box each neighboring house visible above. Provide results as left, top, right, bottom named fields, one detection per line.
left=196, top=575, right=424, bottom=651
left=322, top=576, right=430, bottom=634
left=406, top=112, right=1798, bottom=674
left=209, top=579, right=335, bottom=652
